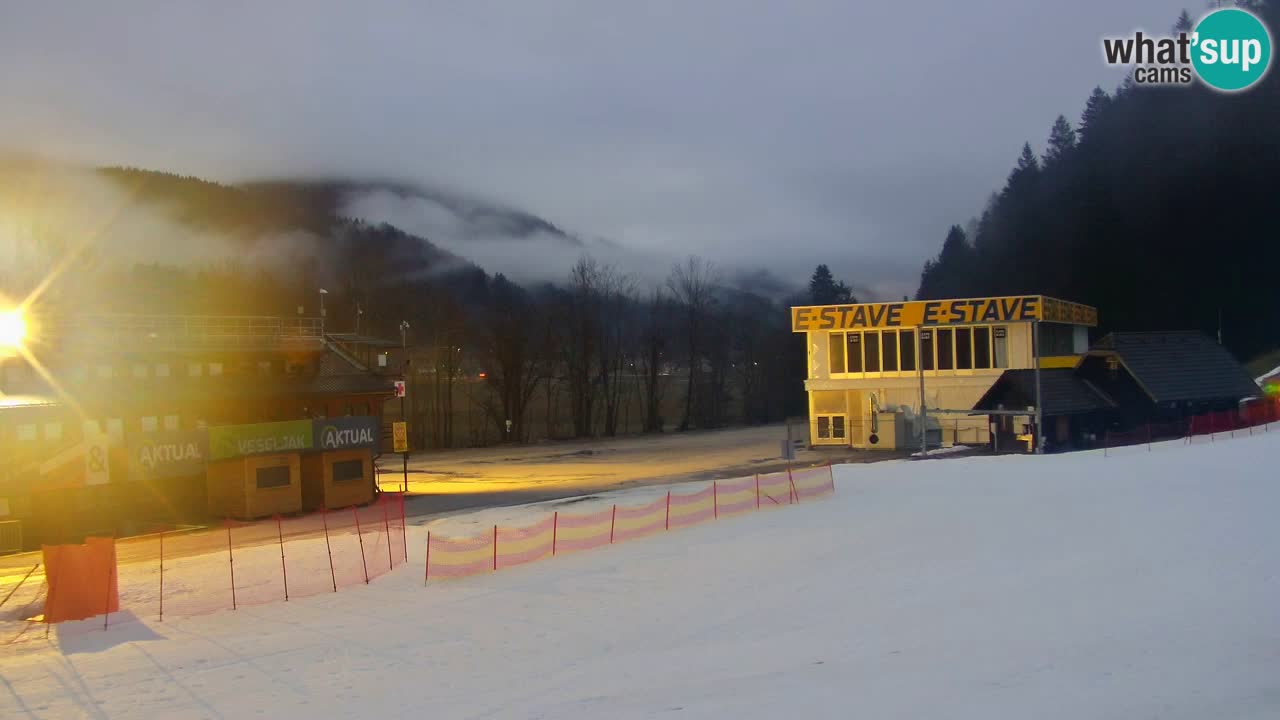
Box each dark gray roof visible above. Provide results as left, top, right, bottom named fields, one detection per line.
left=974, top=368, right=1116, bottom=415
left=1092, top=332, right=1259, bottom=403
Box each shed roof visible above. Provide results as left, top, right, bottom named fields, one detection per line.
left=1091, top=332, right=1259, bottom=403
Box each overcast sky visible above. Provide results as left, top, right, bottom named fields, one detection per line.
left=0, top=1, right=1189, bottom=300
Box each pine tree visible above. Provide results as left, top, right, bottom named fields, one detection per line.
left=1043, top=115, right=1078, bottom=166
left=1173, top=10, right=1192, bottom=33
left=1078, top=87, right=1111, bottom=146
left=808, top=264, right=855, bottom=305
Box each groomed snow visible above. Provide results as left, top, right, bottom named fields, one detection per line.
left=3, top=432, right=1279, bottom=719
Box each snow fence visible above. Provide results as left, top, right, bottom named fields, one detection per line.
left=424, top=464, right=836, bottom=581
left=2, top=491, right=408, bottom=644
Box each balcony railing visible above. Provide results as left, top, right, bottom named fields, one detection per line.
left=52, top=314, right=326, bottom=352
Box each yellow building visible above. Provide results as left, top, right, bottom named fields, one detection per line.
left=791, top=295, right=1098, bottom=449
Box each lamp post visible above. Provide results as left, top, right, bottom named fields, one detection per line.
left=399, top=320, right=410, bottom=492
left=318, top=288, right=328, bottom=334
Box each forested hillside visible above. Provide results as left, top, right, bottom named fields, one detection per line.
left=917, top=2, right=1280, bottom=361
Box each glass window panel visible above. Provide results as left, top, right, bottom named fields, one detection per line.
left=256, top=465, right=291, bottom=489
left=937, top=329, right=954, bottom=370
left=899, top=330, right=916, bottom=371
left=832, top=416, right=846, bottom=439
left=828, top=333, right=845, bottom=374
left=882, top=330, right=898, bottom=371
left=846, top=333, right=863, bottom=373
left=974, top=327, right=992, bottom=368
left=817, top=416, right=831, bottom=439
left=920, top=330, right=935, bottom=371
left=865, top=332, right=881, bottom=372
left=956, top=328, right=973, bottom=370
left=993, top=327, right=1009, bottom=368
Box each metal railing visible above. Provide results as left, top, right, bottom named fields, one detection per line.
left=52, top=315, right=326, bottom=351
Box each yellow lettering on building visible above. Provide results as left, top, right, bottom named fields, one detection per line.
left=791, top=295, right=1096, bottom=332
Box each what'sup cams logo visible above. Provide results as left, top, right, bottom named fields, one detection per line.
left=1103, top=8, right=1272, bottom=91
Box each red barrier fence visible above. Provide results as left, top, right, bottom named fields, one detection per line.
left=1104, top=396, right=1280, bottom=455
left=6, top=492, right=408, bottom=638
left=424, top=463, right=837, bottom=582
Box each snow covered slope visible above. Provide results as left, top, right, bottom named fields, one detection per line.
left=3, top=433, right=1279, bottom=719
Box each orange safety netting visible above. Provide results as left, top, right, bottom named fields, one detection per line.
left=424, top=464, right=837, bottom=582
left=41, top=537, right=118, bottom=624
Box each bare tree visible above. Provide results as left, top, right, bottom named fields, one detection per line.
left=637, top=287, right=672, bottom=433
left=665, top=256, right=719, bottom=431
left=477, top=274, right=549, bottom=442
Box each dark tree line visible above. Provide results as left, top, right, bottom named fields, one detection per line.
left=917, top=1, right=1280, bottom=362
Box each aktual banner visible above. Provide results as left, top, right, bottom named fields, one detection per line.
left=128, top=430, right=207, bottom=480
left=209, top=420, right=312, bottom=461
left=313, top=417, right=379, bottom=452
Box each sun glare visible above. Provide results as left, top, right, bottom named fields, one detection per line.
left=0, top=308, right=28, bottom=350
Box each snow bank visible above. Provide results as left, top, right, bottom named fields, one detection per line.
left=2, top=433, right=1278, bottom=719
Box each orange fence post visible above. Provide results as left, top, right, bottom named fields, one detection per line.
left=103, top=544, right=114, bottom=631
left=276, top=515, right=289, bottom=602
left=383, top=501, right=394, bottom=570
left=609, top=505, right=617, bottom=544
left=354, top=506, right=369, bottom=584
left=227, top=521, right=237, bottom=610
left=492, top=525, right=498, bottom=571
left=321, top=506, right=337, bottom=593
left=665, top=491, right=671, bottom=531
left=158, top=531, right=164, bottom=622
left=424, top=531, right=431, bottom=584
left=552, top=511, right=559, bottom=555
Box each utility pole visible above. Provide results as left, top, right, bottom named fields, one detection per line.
left=1032, top=320, right=1044, bottom=455
left=918, top=328, right=928, bottom=456
left=400, top=320, right=411, bottom=492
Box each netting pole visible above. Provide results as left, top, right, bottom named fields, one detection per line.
left=713, top=482, right=718, bottom=519
left=103, top=541, right=115, bottom=631
left=321, top=505, right=337, bottom=593
left=665, top=491, right=671, bottom=531
left=492, top=524, right=498, bottom=571
left=1146, top=423, right=1152, bottom=452
left=788, top=466, right=799, bottom=504
left=276, top=515, right=289, bottom=602
left=0, top=564, right=38, bottom=610
left=1210, top=412, right=1216, bottom=442
left=227, top=521, right=237, bottom=610
left=1104, top=431, right=1109, bottom=457
left=400, top=493, right=408, bottom=563
left=828, top=461, right=835, bottom=493
left=424, top=531, right=431, bottom=584
left=552, top=511, right=559, bottom=555
left=609, top=505, right=617, bottom=544
left=353, top=506, right=369, bottom=584
left=755, top=474, right=760, bottom=510
left=158, top=531, right=164, bottom=622
left=382, top=500, right=393, bottom=570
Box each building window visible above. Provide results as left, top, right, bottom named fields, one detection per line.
left=899, top=330, right=916, bottom=372
left=332, top=459, right=364, bottom=483
left=188, top=362, right=203, bottom=377
left=255, top=465, right=292, bottom=489
left=864, top=332, right=881, bottom=372
left=208, top=363, right=223, bottom=376
left=882, top=330, right=899, bottom=372
left=155, top=364, right=170, bottom=378
left=846, top=333, right=863, bottom=373
left=920, top=330, right=935, bottom=371
left=936, top=329, right=954, bottom=370
left=141, top=416, right=159, bottom=433
left=955, top=328, right=973, bottom=370
left=974, top=327, right=992, bottom=369
left=43, top=423, right=63, bottom=441
left=993, top=327, right=1009, bottom=368
left=815, top=415, right=847, bottom=441
left=106, top=418, right=124, bottom=443
left=133, top=364, right=148, bottom=378
left=828, top=333, right=845, bottom=374
left=163, top=415, right=180, bottom=431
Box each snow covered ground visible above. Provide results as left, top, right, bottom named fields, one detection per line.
left=3, top=431, right=1279, bottom=718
